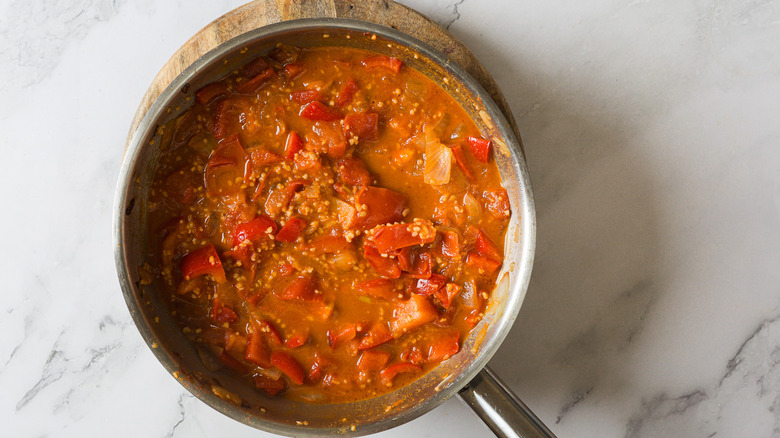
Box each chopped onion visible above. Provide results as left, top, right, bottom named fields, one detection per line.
left=257, top=367, right=283, bottom=380
left=463, top=193, right=482, bottom=223
left=424, top=139, right=453, bottom=185
left=335, top=198, right=357, bottom=228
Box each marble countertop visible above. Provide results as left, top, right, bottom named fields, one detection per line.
left=2, top=0, right=779, bottom=436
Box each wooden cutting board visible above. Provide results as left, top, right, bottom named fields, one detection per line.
left=125, top=0, right=521, bottom=150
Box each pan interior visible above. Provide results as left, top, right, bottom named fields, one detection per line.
left=115, top=19, right=534, bottom=437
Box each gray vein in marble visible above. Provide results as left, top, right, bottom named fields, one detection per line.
left=555, top=386, right=593, bottom=424
left=165, top=393, right=189, bottom=438
left=0, top=0, right=126, bottom=92
left=16, top=343, right=67, bottom=411
left=442, top=0, right=466, bottom=30
left=624, top=306, right=780, bottom=437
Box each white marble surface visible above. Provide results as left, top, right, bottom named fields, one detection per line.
left=2, top=0, right=779, bottom=436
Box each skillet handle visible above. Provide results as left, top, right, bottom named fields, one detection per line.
left=458, top=367, right=557, bottom=438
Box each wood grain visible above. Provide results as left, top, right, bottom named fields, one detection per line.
left=125, top=0, right=520, bottom=150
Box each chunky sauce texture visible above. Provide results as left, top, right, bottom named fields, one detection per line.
left=147, top=44, right=512, bottom=403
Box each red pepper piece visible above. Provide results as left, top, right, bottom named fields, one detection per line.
left=306, top=235, right=352, bottom=254
left=364, top=245, right=401, bottom=279
left=250, top=148, right=283, bottom=168
left=236, top=68, right=275, bottom=94
left=211, top=297, right=238, bottom=324
left=233, top=215, right=277, bottom=247
left=299, top=101, right=341, bottom=121
left=475, top=229, right=502, bottom=261
left=328, top=323, right=357, bottom=349
left=343, top=112, right=379, bottom=141
left=196, top=82, right=229, bottom=105
left=434, top=283, right=461, bottom=309
left=276, top=217, right=307, bottom=242
left=353, top=186, right=408, bottom=231
left=365, top=220, right=437, bottom=254
left=465, top=252, right=502, bottom=275
left=337, top=156, right=372, bottom=187
left=414, top=273, right=447, bottom=296
left=361, top=56, right=403, bottom=73
left=245, top=331, right=271, bottom=367
left=279, top=274, right=320, bottom=301
left=357, top=349, right=391, bottom=372
left=283, top=63, right=304, bottom=78
left=380, top=362, right=421, bottom=386
left=397, top=247, right=433, bottom=279
left=219, top=350, right=249, bottom=374
left=254, top=375, right=286, bottom=396
left=358, top=323, right=392, bottom=350
left=389, top=295, right=438, bottom=337
left=466, top=136, right=492, bottom=163
left=426, top=331, right=460, bottom=362
left=336, top=79, right=358, bottom=106
left=450, top=143, right=475, bottom=181
left=285, top=329, right=309, bottom=348
left=484, top=189, right=511, bottom=219
left=439, top=230, right=460, bottom=258
left=284, top=131, right=303, bottom=160
left=291, top=89, right=324, bottom=104
left=259, top=320, right=283, bottom=347
left=271, top=351, right=305, bottom=385
left=180, top=244, right=227, bottom=283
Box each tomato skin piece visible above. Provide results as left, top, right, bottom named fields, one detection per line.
left=364, top=245, right=401, bottom=279
left=259, top=320, right=284, bottom=347
left=389, top=295, right=438, bottom=337
left=233, top=215, right=277, bottom=247
left=284, top=131, right=303, bottom=160
left=357, top=349, right=391, bottom=372
left=180, top=244, right=227, bottom=283
left=361, top=56, right=403, bottom=73
left=434, top=283, right=461, bottom=309
left=337, top=156, right=372, bottom=187
left=279, top=274, right=320, bottom=301
left=354, top=278, right=396, bottom=300
left=353, top=186, right=408, bottom=230
left=245, top=331, right=271, bottom=367
left=366, top=220, right=437, bottom=254
left=204, top=136, right=251, bottom=195
left=299, top=101, right=341, bottom=121
left=276, top=217, right=307, bottom=242
left=196, top=82, right=229, bottom=105
left=414, top=273, right=447, bottom=296
left=465, top=252, right=502, bottom=275
left=426, top=331, right=460, bottom=362
left=255, top=375, right=286, bottom=395
left=291, top=89, right=324, bottom=104
left=343, top=112, right=379, bottom=141
left=380, top=362, right=421, bottom=386
left=466, top=136, right=492, bottom=163
left=336, top=79, right=358, bottom=106
left=242, top=57, right=271, bottom=78
left=271, top=351, right=305, bottom=385
left=358, top=323, right=393, bottom=350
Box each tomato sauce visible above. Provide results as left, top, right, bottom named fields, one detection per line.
left=147, top=44, right=512, bottom=403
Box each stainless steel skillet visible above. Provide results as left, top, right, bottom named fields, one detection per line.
left=114, top=18, right=552, bottom=438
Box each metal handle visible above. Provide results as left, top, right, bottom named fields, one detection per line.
left=458, top=367, right=557, bottom=438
